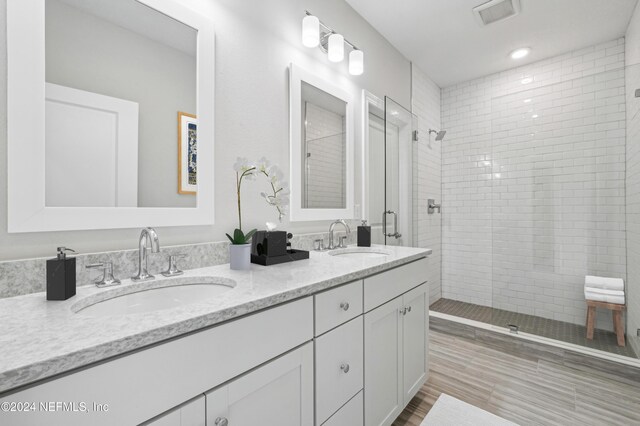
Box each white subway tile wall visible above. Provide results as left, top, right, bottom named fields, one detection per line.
left=441, top=38, right=626, bottom=330
left=303, top=103, right=346, bottom=209
left=412, top=66, right=442, bottom=303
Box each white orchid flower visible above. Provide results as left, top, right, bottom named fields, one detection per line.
left=257, top=157, right=271, bottom=173
left=233, top=157, right=255, bottom=174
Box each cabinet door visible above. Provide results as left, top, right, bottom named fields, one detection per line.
left=205, top=342, right=313, bottom=426
left=364, top=297, right=403, bottom=426
left=402, top=284, right=427, bottom=405
left=143, top=395, right=205, bottom=426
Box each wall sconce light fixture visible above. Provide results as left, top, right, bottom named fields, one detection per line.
left=302, top=11, right=364, bottom=76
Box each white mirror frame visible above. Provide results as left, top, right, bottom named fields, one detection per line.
left=7, top=0, right=215, bottom=232
left=289, top=63, right=355, bottom=222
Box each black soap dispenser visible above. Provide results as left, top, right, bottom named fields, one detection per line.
left=46, top=247, right=77, bottom=301
left=357, top=220, right=371, bottom=247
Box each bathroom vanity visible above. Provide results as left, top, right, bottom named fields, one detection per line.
left=0, top=246, right=430, bottom=426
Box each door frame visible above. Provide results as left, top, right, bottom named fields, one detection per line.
left=361, top=90, right=385, bottom=228
left=362, top=91, right=414, bottom=246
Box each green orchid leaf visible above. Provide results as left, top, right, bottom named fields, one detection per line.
left=225, top=233, right=235, bottom=244
left=244, top=229, right=257, bottom=241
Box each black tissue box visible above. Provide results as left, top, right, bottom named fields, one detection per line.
left=251, top=231, right=288, bottom=257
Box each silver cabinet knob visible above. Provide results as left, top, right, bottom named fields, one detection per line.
left=406, top=306, right=412, bottom=313
left=215, top=418, right=229, bottom=426
left=400, top=307, right=407, bottom=315
left=340, top=363, right=350, bottom=373
left=340, top=302, right=350, bottom=311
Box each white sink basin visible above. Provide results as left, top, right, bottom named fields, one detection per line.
left=72, top=276, right=235, bottom=317
left=328, top=247, right=392, bottom=258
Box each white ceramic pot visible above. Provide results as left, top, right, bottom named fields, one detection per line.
left=229, top=243, right=252, bottom=270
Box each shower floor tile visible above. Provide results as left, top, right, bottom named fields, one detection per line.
left=430, top=298, right=637, bottom=358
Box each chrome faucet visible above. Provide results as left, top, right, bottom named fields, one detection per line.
left=132, top=227, right=160, bottom=282
left=328, top=219, right=351, bottom=250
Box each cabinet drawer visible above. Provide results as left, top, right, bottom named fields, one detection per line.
left=315, top=280, right=363, bottom=336
left=143, top=395, right=205, bottom=426
left=364, top=258, right=427, bottom=312
left=322, top=390, right=363, bottom=426
left=315, top=317, right=364, bottom=425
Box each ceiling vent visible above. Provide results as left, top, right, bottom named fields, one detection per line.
left=473, top=0, right=521, bottom=26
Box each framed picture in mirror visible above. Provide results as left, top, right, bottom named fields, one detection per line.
left=178, top=111, right=197, bottom=195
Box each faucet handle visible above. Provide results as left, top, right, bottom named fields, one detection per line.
left=162, top=254, right=185, bottom=277
left=339, top=236, right=348, bottom=248
left=86, top=262, right=121, bottom=288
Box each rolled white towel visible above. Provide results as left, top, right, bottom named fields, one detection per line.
left=585, top=290, right=625, bottom=305
left=585, top=287, right=625, bottom=297
left=585, top=275, right=624, bottom=291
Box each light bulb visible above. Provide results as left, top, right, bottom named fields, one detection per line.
left=302, top=15, right=319, bottom=48
left=328, top=33, right=344, bottom=62
left=349, top=50, right=364, bottom=75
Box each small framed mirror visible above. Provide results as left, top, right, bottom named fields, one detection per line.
left=289, top=64, right=355, bottom=221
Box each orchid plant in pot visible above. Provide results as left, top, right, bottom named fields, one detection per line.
left=227, top=157, right=289, bottom=270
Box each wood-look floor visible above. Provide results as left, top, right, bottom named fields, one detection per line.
left=393, top=330, right=640, bottom=426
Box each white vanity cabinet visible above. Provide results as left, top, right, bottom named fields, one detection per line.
left=313, top=257, right=428, bottom=426
left=0, top=256, right=429, bottom=426
left=205, top=342, right=314, bottom=426
left=0, top=297, right=314, bottom=426
left=363, top=259, right=428, bottom=426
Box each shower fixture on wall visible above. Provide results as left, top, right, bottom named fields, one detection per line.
left=429, top=129, right=447, bottom=141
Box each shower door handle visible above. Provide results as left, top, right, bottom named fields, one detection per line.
left=382, top=210, right=402, bottom=239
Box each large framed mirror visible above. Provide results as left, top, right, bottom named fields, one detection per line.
left=289, top=64, right=355, bottom=222
left=7, top=0, right=215, bottom=232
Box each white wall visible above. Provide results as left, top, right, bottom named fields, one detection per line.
left=626, top=1, right=640, bottom=354
left=0, top=0, right=411, bottom=260
left=441, top=39, right=627, bottom=329
left=411, top=65, right=442, bottom=303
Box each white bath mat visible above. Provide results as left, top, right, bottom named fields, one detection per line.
left=421, top=394, right=518, bottom=425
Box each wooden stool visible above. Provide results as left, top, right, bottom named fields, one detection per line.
left=585, top=300, right=625, bottom=347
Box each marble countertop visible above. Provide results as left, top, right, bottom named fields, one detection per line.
left=0, top=245, right=430, bottom=394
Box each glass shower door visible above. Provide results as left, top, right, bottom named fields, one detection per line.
left=383, top=97, right=416, bottom=247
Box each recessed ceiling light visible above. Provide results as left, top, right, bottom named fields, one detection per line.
left=531, top=114, right=539, bottom=119
left=510, top=47, right=531, bottom=59
left=523, top=98, right=532, bottom=103
left=521, top=77, right=533, bottom=85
